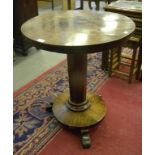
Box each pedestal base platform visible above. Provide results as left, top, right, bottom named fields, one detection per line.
left=53, top=91, right=107, bottom=128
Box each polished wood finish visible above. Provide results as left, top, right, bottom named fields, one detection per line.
left=21, top=10, right=135, bottom=147
left=13, top=0, right=38, bottom=55
left=21, top=11, right=135, bottom=54
left=67, top=54, right=87, bottom=104
left=67, top=53, right=90, bottom=112
left=53, top=91, right=107, bottom=127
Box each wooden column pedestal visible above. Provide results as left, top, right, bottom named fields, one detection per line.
left=52, top=54, right=107, bottom=147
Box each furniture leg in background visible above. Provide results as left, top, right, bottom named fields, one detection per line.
left=136, top=41, right=142, bottom=80
left=62, top=0, right=75, bottom=10
left=51, top=0, right=54, bottom=10
left=13, top=0, right=38, bottom=55
left=101, top=50, right=109, bottom=71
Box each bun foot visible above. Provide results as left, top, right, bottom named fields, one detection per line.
left=80, top=129, right=91, bottom=148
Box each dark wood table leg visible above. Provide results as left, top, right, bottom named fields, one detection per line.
left=68, top=0, right=71, bottom=10
left=67, top=53, right=88, bottom=110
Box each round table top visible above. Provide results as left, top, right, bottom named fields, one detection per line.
left=21, top=10, right=135, bottom=53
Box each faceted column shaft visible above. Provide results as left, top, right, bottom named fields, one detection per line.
left=67, top=53, right=87, bottom=103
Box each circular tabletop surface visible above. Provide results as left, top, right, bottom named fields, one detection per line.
left=21, top=10, right=135, bottom=53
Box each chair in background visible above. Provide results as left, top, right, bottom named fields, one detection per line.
left=108, top=37, right=142, bottom=83
left=102, top=0, right=142, bottom=83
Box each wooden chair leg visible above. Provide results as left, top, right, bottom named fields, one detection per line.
left=95, top=0, right=100, bottom=10
left=101, top=50, right=109, bottom=71
left=136, top=43, right=142, bottom=80
left=117, top=47, right=122, bottom=67
left=107, top=0, right=111, bottom=4
left=68, top=0, right=72, bottom=10
left=51, top=0, right=54, bottom=10
left=80, top=0, right=84, bottom=9
left=109, top=50, right=113, bottom=77
left=108, top=47, right=120, bottom=77
left=88, top=0, right=93, bottom=9
left=128, top=47, right=137, bottom=83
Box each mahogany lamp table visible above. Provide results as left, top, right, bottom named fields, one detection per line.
left=21, top=10, right=135, bottom=148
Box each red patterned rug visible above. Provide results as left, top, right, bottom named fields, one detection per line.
left=38, top=77, right=142, bottom=155
left=13, top=53, right=108, bottom=155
